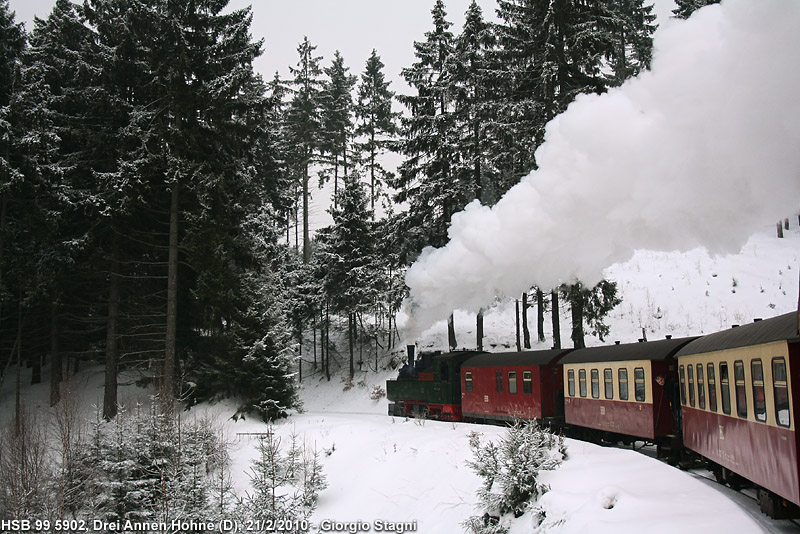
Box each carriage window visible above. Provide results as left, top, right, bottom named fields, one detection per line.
left=696, top=364, right=706, bottom=410
left=604, top=369, right=613, bottom=399
left=679, top=365, right=687, bottom=405
left=465, top=372, right=473, bottom=393
left=634, top=367, right=646, bottom=402
left=773, top=358, right=790, bottom=428
left=579, top=369, right=587, bottom=398
left=567, top=370, right=575, bottom=397
left=734, top=360, right=747, bottom=418
left=751, top=359, right=766, bottom=423
left=523, top=371, right=533, bottom=394
left=495, top=371, right=503, bottom=393
left=509, top=372, right=518, bottom=394
left=687, top=364, right=696, bottom=408
left=591, top=369, right=600, bottom=399
left=618, top=368, right=629, bottom=401
left=720, top=362, right=731, bottom=415
left=707, top=363, right=718, bottom=412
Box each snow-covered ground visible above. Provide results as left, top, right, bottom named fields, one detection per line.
left=1, top=222, right=799, bottom=533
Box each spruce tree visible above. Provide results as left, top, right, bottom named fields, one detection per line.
left=317, top=173, right=377, bottom=380
left=395, top=0, right=463, bottom=347
left=320, top=51, right=356, bottom=206
left=286, top=37, right=324, bottom=264
left=607, top=0, right=657, bottom=86
left=0, top=0, right=25, bottom=334
left=355, top=49, right=399, bottom=215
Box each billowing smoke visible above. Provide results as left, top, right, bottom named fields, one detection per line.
left=405, top=0, right=800, bottom=327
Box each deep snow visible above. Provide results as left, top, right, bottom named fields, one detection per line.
left=0, top=223, right=798, bottom=534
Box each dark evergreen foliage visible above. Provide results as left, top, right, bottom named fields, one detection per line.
left=355, top=49, right=399, bottom=213
left=320, top=51, right=356, bottom=204
left=672, top=0, right=720, bottom=20
left=393, top=0, right=462, bottom=258
left=286, top=37, right=325, bottom=264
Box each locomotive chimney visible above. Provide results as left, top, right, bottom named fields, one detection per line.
left=407, top=345, right=416, bottom=368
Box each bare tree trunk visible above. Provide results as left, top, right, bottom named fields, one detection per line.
left=551, top=291, right=561, bottom=350
left=348, top=312, right=354, bottom=380
left=522, top=293, right=531, bottom=349
left=302, top=161, right=311, bottom=264
left=312, top=312, right=317, bottom=371
left=476, top=310, right=484, bottom=351
left=515, top=299, right=521, bottom=352
left=447, top=313, right=457, bottom=351
left=537, top=288, right=545, bottom=343
left=50, top=301, right=62, bottom=407
left=570, top=286, right=586, bottom=349
left=104, top=235, right=120, bottom=420
left=15, top=301, right=23, bottom=436
left=325, top=303, right=330, bottom=381
left=164, top=180, right=180, bottom=409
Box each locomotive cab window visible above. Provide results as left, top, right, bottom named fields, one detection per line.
left=523, top=371, right=533, bottom=394
left=751, top=359, right=766, bottom=423
left=509, top=372, right=518, bottom=394
left=679, top=365, right=687, bottom=405
left=568, top=370, right=576, bottom=397
left=591, top=369, right=600, bottom=399
left=440, top=363, right=449, bottom=381
left=720, top=362, right=731, bottom=415
left=773, top=358, right=790, bottom=428
left=696, top=364, right=706, bottom=410
left=734, top=360, right=747, bottom=419
left=579, top=369, right=587, bottom=398
left=465, top=372, right=473, bottom=393
left=707, top=363, right=718, bottom=412
left=634, top=367, right=646, bottom=402
left=495, top=371, right=503, bottom=393
left=687, top=364, right=696, bottom=408
left=604, top=369, right=613, bottom=399
left=618, top=368, right=629, bottom=401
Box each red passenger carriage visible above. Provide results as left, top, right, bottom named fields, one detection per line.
left=460, top=350, right=570, bottom=424
left=561, top=337, right=697, bottom=446
left=676, top=312, right=800, bottom=517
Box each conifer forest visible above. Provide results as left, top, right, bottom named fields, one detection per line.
left=0, top=0, right=716, bottom=426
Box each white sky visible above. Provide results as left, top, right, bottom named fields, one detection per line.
left=9, top=0, right=678, bottom=94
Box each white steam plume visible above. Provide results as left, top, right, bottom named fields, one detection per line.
left=405, top=0, right=800, bottom=327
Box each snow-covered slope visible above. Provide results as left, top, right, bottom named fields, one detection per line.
left=0, top=223, right=798, bottom=533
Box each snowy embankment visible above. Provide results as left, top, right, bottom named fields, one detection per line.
left=223, top=411, right=766, bottom=534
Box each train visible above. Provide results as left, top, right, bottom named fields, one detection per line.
left=386, top=310, right=800, bottom=519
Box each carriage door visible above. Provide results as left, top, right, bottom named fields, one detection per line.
left=494, top=370, right=504, bottom=413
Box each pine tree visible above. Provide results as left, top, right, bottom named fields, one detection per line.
left=449, top=0, right=497, bottom=205
left=355, top=49, right=399, bottom=214
left=672, top=0, right=720, bottom=19
left=394, top=0, right=462, bottom=253
left=394, top=0, right=463, bottom=347
left=607, top=0, right=657, bottom=86
left=320, top=51, right=356, bottom=206
left=317, top=173, right=377, bottom=380
left=562, top=280, right=621, bottom=348
left=286, top=37, right=324, bottom=264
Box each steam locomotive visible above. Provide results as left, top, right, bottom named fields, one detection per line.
left=387, top=311, right=800, bottom=519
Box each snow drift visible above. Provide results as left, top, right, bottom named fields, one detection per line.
left=404, top=0, right=800, bottom=327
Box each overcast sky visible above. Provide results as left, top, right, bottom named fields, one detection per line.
left=8, top=0, right=678, bottom=93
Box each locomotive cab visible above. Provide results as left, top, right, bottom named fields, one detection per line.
left=387, top=347, right=484, bottom=421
